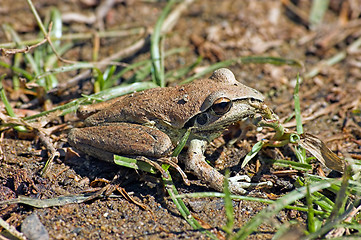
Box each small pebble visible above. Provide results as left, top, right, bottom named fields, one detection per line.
left=21, top=213, right=49, bottom=240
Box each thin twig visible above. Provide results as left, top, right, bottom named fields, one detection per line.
left=161, top=0, right=195, bottom=34
left=116, top=186, right=149, bottom=211
left=304, top=35, right=361, bottom=79
left=281, top=0, right=310, bottom=25
left=48, top=70, right=92, bottom=94
left=62, top=12, right=96, bottom=24
left=0, top=28, right=146, bottom=48
left=37, top=130, right=60, bottom=176
left=0, top=38, right=47, bottom=56
left=99, top=35, right=149, bottom=64
left=95, top=0, right=115, bottom=30
left=0, top=131, right=4, bottom=161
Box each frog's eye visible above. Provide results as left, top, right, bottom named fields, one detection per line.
left=211, top=97, right=232, bottom=115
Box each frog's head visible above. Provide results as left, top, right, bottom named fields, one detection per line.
left=185, top=68, right=265, bottom=135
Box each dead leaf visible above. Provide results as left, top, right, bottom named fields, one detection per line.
left=299, top=133, right=345, bottom=172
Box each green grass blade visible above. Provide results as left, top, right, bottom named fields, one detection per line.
left=294, top=73, right=303, bottom=135
left=171, top=128, right=191, bottom=157
left=309, top=0, right=330, bottom=29
left=302, top=204, right=355, bottom=240
left=150, top=0, right=176, bottom=87
left=296, top=177, right=334, bottom=213
left=306, top=180, right=316, bottom=233
left=93, top=68, right=105, bottom=93
left=270, top=159, right=312, bottom=171
left=241, top=141, right=264, bottom=168
left=307, top=173, right=361, bottom=195
left=162, top=170, right=218, bottom=239
left=45, top=74, right=58, bottom=91
left=176, top=192, right=327, bottom=216
left=231, top=180, right=336, bottom=240
left=49, top=7, right=62, bottom=48
left=223, top=170, right=234, bottom=238
left=294, top=73, right=306, bottom=163
left=0, top=61, right=33, bottom=80
left=0, top=75, right=15, bottom=117
left=110, top=60, right=150, bottom=85
left=240, top=56, right=302, bottom=66
left=34, top=62, right=94, bottom=80
left=23, top=81, right=157, bottom=121
left=103, top=65, right=116, bottom=83
left=0, top=76, right=27, bottom=132
left=327, top=167, right=351, bottom=222
left=26, top=0, right=47, bottom=36
left=113, top=155, right=157, bottom=174
left=12, top=53, right=22, bottom=90
left=127, top=62, right=152, bottom=83
left=2, top=24, right=40, bottom=77
left=294, top=145, right=307, bottom=164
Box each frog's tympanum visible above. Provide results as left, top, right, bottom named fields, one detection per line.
left=68, top=68, right=270, bottom=194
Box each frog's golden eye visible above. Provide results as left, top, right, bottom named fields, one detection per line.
left=211, top=97, right=232, bottom=115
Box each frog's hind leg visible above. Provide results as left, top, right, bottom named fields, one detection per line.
left=67, top=139, right=116, bottom=163
left=68, top=123, right=173, bottom=163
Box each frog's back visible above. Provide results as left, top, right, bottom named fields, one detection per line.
left=84, top=79, right=216, bottom=128
left=84, top=68, right=264, bottom=128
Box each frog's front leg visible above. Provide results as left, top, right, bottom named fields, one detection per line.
left=185, top=138, right=266, bottom=194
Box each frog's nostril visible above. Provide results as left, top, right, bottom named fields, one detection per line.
left=196, top=113, right=208, bottom=125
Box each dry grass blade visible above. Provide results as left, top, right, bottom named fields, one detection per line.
left=0, top=217, right=27, bottom=240
left=309, top=0, right=330, bottom=28
left=299, top=133, right=345, bottom=172
left=116, top=186, right=149, bottom=211
left=0, top=195, right=93, bottom=208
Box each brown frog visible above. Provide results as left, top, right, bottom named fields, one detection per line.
left=68, top=68, right=271, bottom=194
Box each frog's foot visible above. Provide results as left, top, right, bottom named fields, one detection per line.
left=228, top=175, right=273, bottom=194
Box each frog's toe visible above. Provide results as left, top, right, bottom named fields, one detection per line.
left=228, top=175, right=273, bottom=194
left=229, top=175, right=251, bottom=183
left=228, top=175, right=252, bottom=194
left=228, top=184, right=247, bottom=195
